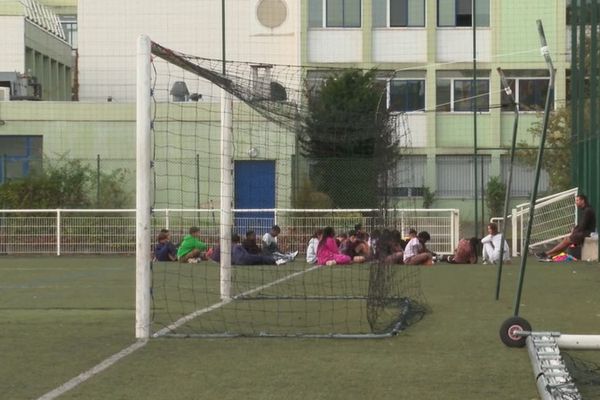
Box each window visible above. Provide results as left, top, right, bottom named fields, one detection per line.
left=436, top=155, right=490, bottom=198
left=60, top=15, right=78, bottom=48
left=437, top=0, right=489, bottom=27
left=0, top=136, right=43, bottom=184
left=387, top=155, right=427, bottom=196
left=501, top=78, right=552, bottom=112
left=309, top=0, right=361, bottom=28
left=501, top=157, right=549, bottom=197
left=373, top=0, right=425, bottom=27
left=436, top=76, right=490, bottom=112
left=388, top=79, right=425, bottom=112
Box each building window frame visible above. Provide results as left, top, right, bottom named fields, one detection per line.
left=437, top=0, right=490, bottom=28
left=501, top=77, right=553, bottom=112
left=310, top=0, right=362, bottom=28
left=436, top=77, right=490, bottom=112
left=388, top=0, right=426, bottom=27
left=387, top=79, right=426, bottom=112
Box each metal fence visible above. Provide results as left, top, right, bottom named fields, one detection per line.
left=0, top=208, right=460, bottom=255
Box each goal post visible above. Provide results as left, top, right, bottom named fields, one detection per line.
left=137, top=38, right=442, bottom=338
left=135, top=34, right=152, bottom=339
left=219, top=89, right=233, bottom=300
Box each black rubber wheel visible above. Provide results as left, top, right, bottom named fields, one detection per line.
left=499, top=317, right=532, bottom=348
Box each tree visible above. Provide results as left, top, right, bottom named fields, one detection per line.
left=519, top=107, right=573, bottom=193
left=485, top=176, right=506, bottom=218
left=299, top=69, right=398, bottom=208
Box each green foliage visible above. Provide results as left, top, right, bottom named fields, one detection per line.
left=519, top=106, right=572, bottom=192
left=299, top=69, right=398, bottom=208
left=0, top=156, right=131, bottom=208
left=293, top=178, right=334, bottom=209
left=485, top=176, right=506, bottom=218
left=421, top=186, right=435, bottom=209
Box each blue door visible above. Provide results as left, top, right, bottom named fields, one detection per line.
left=234, top=160, right=276, bottom=235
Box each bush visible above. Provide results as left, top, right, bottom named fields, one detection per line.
left=486, top=176, right=506, bottom=218
left=0, top=156, right=130, bottom=209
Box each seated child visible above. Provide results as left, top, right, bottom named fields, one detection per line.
left=242, top=230, right=261, bottom=254
left=403, top=230, right=433, bottom=265
left=177, top=226, right=208, bottom=263
left=306, top=229, right=323, bottom=264
left=317, top=227, right=353, bottom=266
left=154, top=229, right=177, bottom=262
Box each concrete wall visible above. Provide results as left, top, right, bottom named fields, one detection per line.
left=77, top=0, right=300, bottom=102
left=0, top=101, right=295, bottom=208
left=0, top=16, right=25, bottom=72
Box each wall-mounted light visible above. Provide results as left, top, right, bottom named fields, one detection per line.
left=248, top=147, right=259, bottom=158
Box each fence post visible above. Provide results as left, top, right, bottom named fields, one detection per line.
left=96, top=154, right=101, bottom=207
left=0, top=154, right=5, bottom=184
left=511, top=207, right=518, bottom=257
left=56, top=209, right=61, bottom=256
left=165, top=209, right=170, bottom=230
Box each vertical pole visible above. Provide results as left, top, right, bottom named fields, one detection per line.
left=578, top=1, right=586, bottom=190
left=56, top=209, right=61, bottom=256
left=472, top=0, right=479, bottom=238
left=96, top=154, right=101, bottom=207
left=513, top=20, right=555, bottom=317
left=196, top=153, right=201, bottom=209
left=0, top=154, right=5, bottom=184
left=571, top=0, right=579, bottom=185
left=591, top=0, right=599, bottom=211
left=511, top=207, right=518, bottom=257
left=220, top=91, right=233, bottom=300
left=135, top=35, right=152, bottom=339
left=495, top=67, right=519, bottom=300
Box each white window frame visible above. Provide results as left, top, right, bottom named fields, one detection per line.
left=386, top=0, right=426, bottom=28
left=437, top=77, right=490, bottom=113
left=501, top=77, right=552, bottom=113
left=436, top=0, right=491, bottom=28
left=316, top=0, right=363, bottom=28
left=387, top=78, right=426, bottom=113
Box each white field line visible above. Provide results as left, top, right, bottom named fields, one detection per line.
left=36, top=264, right=322, bottom=399
left=36, top=340, right=148, bottom=400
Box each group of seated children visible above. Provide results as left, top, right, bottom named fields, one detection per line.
left=154, top=225, right=298, bottom=265
left=306, top=222, right=511, bottom=267
left=306, top=225, right=436, bottom=266
left=157, top=222, right=512, bottom=267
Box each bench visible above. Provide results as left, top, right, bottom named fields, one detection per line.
left=582, top=236, right=598, bottom=262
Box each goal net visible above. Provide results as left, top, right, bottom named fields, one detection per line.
left=135, top=37, right=446, bottom=338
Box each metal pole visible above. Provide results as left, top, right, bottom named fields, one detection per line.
left=472, top=0, right=479, bottom=238
left=135, top=34, right=152, bottom=339
left=513, top=20, right=555, bottom=317
left=96, top=154, right=101, bottom=207
left=495, top=67, right=519, bottom=300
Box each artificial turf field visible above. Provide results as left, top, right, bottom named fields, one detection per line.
left=2, top=256, right=600, bottom=400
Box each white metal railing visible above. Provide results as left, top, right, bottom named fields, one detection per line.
left=490, top=188, right=578, bottom=256
left=0, top=208, right=459, bottom=255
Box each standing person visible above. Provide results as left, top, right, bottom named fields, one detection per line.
left=154, top=229, right=177, bottom=262
left=306, top=229, right=323, bottom=264
left=177, top=226, right=208, bottom=263
left=536, top=194, right=596, bottom=260
left=317, top=227, right=353, bottom=266
left=481, top=223, right=510, bottom=264
left=403, top=230, right=433, bottom=265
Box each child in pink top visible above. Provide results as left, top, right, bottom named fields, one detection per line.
left=317, top=227, right=352, bottom=265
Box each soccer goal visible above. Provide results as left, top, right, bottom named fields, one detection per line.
left=135, top=36, right=460, bottom=339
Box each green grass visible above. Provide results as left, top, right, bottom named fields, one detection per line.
left=2, top=256, right=600, bottom=399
